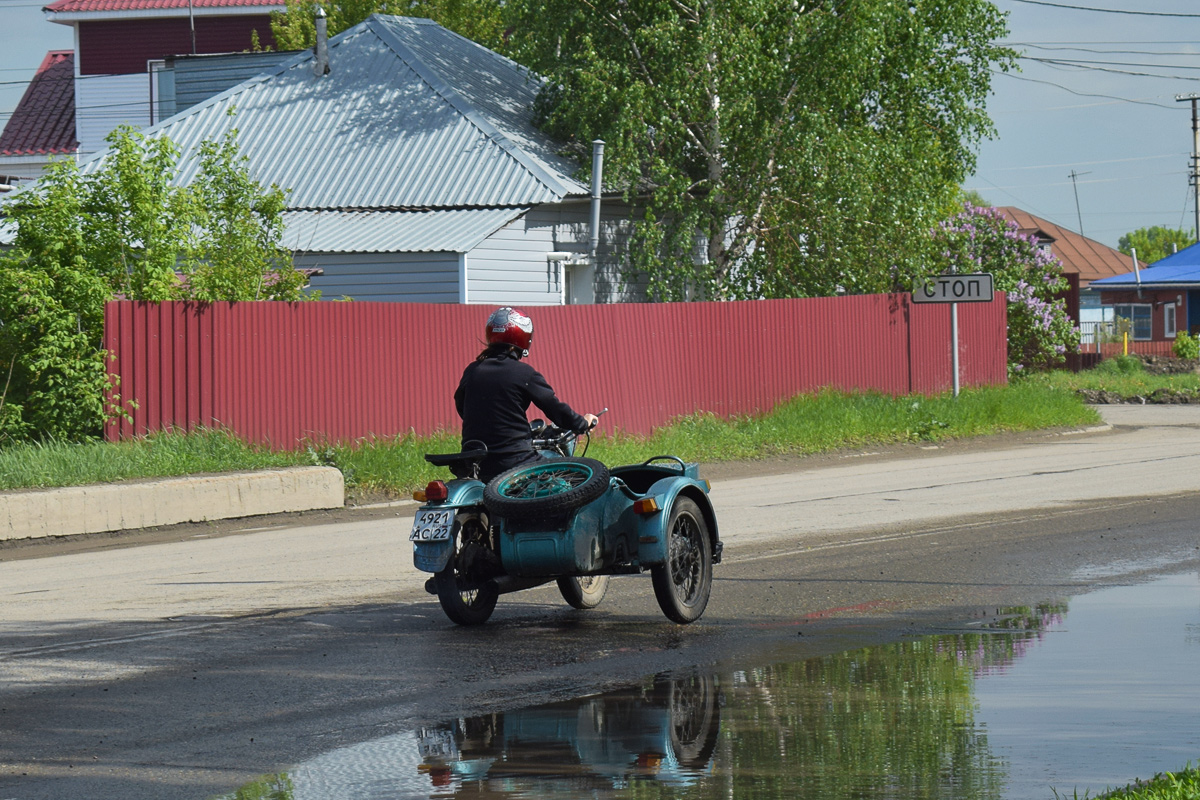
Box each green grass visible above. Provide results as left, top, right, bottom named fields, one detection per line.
left=1053, top=763, right=1200, bottom=799
left=0, top=380, right=1102, bottom=497
left=1040, top=355, right=1200, bottom=396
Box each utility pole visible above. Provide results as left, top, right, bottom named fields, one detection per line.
left=1068, top=169, right=1090, bottom=235
left=1176, top=93, right=1200, bottom=243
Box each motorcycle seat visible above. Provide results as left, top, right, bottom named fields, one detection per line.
left=424, top=447, right=488, bottom=469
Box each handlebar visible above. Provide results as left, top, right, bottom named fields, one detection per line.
left=532, top=408, right=607, bottom=456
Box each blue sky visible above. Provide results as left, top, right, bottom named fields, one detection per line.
left=2, top=0, right=1199, bottom=250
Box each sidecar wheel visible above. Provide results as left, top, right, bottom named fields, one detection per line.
left=435, top=514, right=499, bottom=626
left=484, top=457, right=610, bottom=521
left=651, top=497, right=713, bottom=624
left=557, top=575, right=610, bottom=609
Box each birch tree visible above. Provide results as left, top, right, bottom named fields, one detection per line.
left=510, top=0, right=1014, bottom=300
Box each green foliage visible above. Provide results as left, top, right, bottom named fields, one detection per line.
left=960, top=188, right=990, bottom=208
left=270, top=0, right=507, bottom=52
left=84, top=131, right=193, bottom=300
left=182, top=126, right=307, bottom=301
left=509, top=0, right=1013, bottom=301
left=1067, top=763, right=1200, bottom=800
left=1092, top=355, right=1146, bottom=377
left=219, top=773, right=295, bottom=800
left=932, top=204, right=1080, bottom=377
left=1117, top=226, right=1194, bottom=266
left=1173, top=330, right=1200, bottom=360
left=0, top=125, right=308, bottom=442
left=1039, top=360, right=1200, bottom=403
left=0, top=428, right=297, bottom=490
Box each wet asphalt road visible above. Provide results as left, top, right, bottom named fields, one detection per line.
left=3, top=405, right=1200, bottom=799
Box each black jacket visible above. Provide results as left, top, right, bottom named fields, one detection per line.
left=455, top=351, right=588, bottom=461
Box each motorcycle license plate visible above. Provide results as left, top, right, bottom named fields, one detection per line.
left=417, top=727, right=458, bottom=759
left=410, top=509, right=454, bottom=542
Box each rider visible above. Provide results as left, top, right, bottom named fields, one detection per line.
left=455, top=306, right=598, bottom=483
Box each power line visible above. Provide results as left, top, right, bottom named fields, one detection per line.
left=1009, top=0, right=1200, bottom=18
left=986, top=153, right=1185, bottom=171
left=1025, top=56, right=1200, bottom=72
left=1007, top=40, right=1200, bottom=46
left=993, top=70, right=1183, bottom=108
left=1015, top=44, right=1200, bottom=57
left=1025, top=58, right=1200, bottom=82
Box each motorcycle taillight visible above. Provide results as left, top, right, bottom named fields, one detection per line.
left=424, top=480, right=449, bottom=502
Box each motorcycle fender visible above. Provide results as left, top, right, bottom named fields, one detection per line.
left=443, top=480, right=485, bottom=506
left=633, top=478, right=718, bottom=566
left=413, top=539, right=454, bottom=573
left=411, top=478, right=485, bottom=574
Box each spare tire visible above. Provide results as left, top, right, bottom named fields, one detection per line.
left=484, top=457, right=610, bottom=521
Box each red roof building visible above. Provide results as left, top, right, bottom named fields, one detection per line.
left=0, top=50, right=76, bottom=157
left=0, top=51, right=77, bottom=187
left=996, top=206, right=1143, bottom=288
left=0, top=0, right=285, bottom=178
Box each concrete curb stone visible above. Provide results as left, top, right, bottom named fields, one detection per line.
left=0, top=466, right=344, bottom=542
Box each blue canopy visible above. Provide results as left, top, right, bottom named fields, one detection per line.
left=1091, top=241, right=1200, bottom=287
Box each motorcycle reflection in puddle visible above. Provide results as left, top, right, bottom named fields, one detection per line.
left=416, top=674, right=721, bottom=792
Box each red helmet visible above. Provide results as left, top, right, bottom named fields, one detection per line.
left=485, top=306, right=534, bottom=357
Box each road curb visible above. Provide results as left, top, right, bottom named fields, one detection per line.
left=0, top=466, right=344, bottom=542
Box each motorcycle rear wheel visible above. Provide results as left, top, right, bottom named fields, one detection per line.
left=557, top=574, right=610, bottom=609
left=651, top=497, right=713, bottom=624
left=434, top=513, right=499, bottom=626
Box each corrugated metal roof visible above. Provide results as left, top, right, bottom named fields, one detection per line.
left=97, top=15, right=586, bottom=213
left=0, top=51, right=77, bottom=156
left=1091, top=241, right=1200, bottom=287
left=997, top=207, right=1143, bottom=286
left=282, top=207, right=528, bottom=253
left=44, top=0, right=279, bottom=12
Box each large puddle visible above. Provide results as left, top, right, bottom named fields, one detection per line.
left=217, top=572, right=1200, bottom=800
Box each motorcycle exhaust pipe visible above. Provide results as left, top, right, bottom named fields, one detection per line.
left=422, top=574, right=552, bottom=596
left=491, top=575, right=554, bottom=595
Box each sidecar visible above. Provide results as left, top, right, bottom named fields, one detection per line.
left=410, top=454, right=721, bottom=625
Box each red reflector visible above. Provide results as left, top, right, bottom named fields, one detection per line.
left=425, top=480, right=449, bottom=502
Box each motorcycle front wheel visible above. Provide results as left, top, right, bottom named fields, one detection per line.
left=651, top=497, right=713, bottom=624
left=434, top=513, right=499, bottom=626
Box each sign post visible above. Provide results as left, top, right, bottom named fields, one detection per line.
left=910, top=273, right=996, bottom=397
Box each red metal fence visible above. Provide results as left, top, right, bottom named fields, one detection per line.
left=104, top=295, right=1008, bottom=447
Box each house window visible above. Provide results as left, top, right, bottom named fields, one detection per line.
left=1165, top=303, right=1177, bottom=339
left=1113, top=304, right=1152, bottom=340
left=148, top=60, right=175, bottom=126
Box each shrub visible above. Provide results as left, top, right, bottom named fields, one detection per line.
left=931, top=205, right=1079, bottom=378
left=1094, top=355, right=1144, bottom=375
left=1172, top=330, right=1199, bottom=360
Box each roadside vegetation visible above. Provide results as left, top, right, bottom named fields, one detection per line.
left=1054, top=763, right=1200, bottom=799
left=0, top=380, right=1100, bottom=497
left=1039, top=354, right=1200, bottom=398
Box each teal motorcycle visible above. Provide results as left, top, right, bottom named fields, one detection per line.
left=410, top=412, right=721, bottom=625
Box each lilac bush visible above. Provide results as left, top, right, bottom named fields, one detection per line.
left=931, top=204, right=1079, bottom=377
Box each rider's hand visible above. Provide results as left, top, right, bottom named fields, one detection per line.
left=582, top=413, right=599, bottom=431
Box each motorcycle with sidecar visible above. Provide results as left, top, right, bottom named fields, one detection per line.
left=409, top=414, right=721, bottom=625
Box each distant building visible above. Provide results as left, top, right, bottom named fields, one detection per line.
left=996, top=207, right=1146, bottom=349
left=0, top=50, right=77, bottom=186
left=35, top=15, right=637, bottom=305
left=0, top=0, right=283, bottom=191
left=1091, top=241, right=1200, bottom=342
